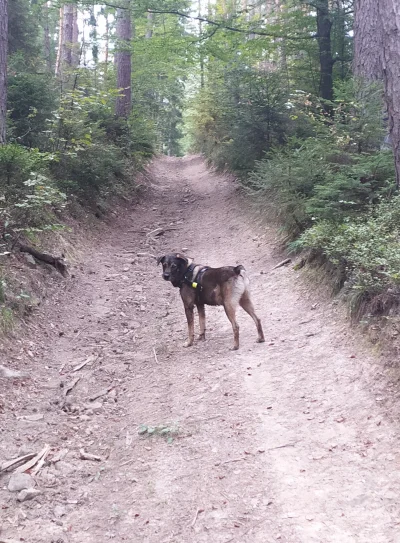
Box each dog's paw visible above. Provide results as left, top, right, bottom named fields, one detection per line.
left=183, top=340, right=194, bottom=348
left=197, top=334, right=206, bottom=341
left=231, top=345, right=239, bottom=351
left=256, top=337, right=265, bottom=343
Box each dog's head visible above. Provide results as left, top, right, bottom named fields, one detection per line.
left=157, top=253, right=192, bottom=288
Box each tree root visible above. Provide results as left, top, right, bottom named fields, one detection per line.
left=19, top=244, right=68, bottom=277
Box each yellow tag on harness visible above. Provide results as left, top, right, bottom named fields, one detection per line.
left=192, top=282, right=198, bottom=288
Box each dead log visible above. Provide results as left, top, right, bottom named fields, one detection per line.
left=19, top=244, right=68, bottom=277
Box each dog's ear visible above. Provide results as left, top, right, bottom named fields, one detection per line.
left=157, top=255, right=166, bottom=266
left=175, top=253, right=188, bottom=264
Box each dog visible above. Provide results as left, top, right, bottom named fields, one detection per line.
left=157, top=253, right=265, bottom=350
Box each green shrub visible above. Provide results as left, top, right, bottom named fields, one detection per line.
left=188, top=68, right=289, bottom=175
left=7, top=72, right=56, bottom=147
left=0, top=144, right=55, bottom=201
left=51, top=144, right=126, bottom=198
left=299, top=196, right=400, bottom=314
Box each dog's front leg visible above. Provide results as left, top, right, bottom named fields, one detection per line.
left=197, top=303, right=206, bottom=340
left=183, top=304, right=195, bottom=347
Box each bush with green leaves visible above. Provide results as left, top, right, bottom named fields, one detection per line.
left=298, top=196, right=400, bottom=314
left=7, top=71, right=56, bottom=148
left=0, top=144, right=56, bottom=200
left=247, top=137, right=395, bottom=238
left=245, top=80, right=394, bottom=239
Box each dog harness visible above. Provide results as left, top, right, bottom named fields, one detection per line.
left=182, top=263, right=209, bottom=290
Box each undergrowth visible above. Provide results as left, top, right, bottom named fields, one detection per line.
left=242, top=80, right=400, bottom=321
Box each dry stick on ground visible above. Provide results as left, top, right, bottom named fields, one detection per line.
left=270, top=258, right=292, bottom=271
left=0, top=453, right=36, bottom=473
left=152, top=347, right=159, bottom=364
left=64, top=376, right=81, bottom=397
left=190, top=508, right=204, bottom=528
left=19, top=244, right=68, bottom=277
left=89, top=386, right=113, bottom=402
left=72, top=353, right=99, bottom=372
left=31, top=446, right=51, bottom=476
left=79, top=449, right=102, bottom=462
left=15, top=444, right=51, bottom=474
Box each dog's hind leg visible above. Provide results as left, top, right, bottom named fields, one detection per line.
left=223, top=301, right=240, bottom=350
left=239, top=292, right=265, bottom=344
left=197, top=303, right=206, bottom=341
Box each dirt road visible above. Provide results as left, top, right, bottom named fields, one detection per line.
left=1, top=156, right=400, bottom=543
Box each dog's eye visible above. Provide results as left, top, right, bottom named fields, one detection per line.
left=171, top=263, right=177, bottom=269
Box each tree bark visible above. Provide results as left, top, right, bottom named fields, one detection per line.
left=71, top=4, right=80, bottom=67
left=115, top=0, right=132, bottom=118
left=353, top=0, right=383, bottom=80
left=315, top=0, right=333, bottom=106
left=62, top=3, right=74, bottom=66
left=55, top=6, right=64, bottom=75
left=354, top=0, right=400, bottom=187
left=378, top=1, right=400, bottom=188
left=43, top=1, right=52, bottom=72
left=0, top=0, right=8, bottom=145
left=55, top=3, right=79, bottom=75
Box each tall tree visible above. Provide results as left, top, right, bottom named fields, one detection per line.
left=115, top=0, right=132, bottom=117
left=43, top=1, right=53, bottom=72
left=314, top=0, right=334, bottom=104
left=0, top=0, right=8, bottom=144
left=55, top=3, right=79, bottom=75
left=354, top=0, right=400, bottom=186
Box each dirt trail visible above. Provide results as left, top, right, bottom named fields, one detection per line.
left=1, top=155, right=400, bottom=543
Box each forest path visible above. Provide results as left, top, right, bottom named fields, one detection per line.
left=1, top=155, right=400, bottom=543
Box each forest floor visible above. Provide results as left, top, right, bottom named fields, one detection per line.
left=1, top=155, right=400, bottom=543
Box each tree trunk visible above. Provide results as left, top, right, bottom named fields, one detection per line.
left=56, top=3, right=78, bottom=75
left=378, top=1, right=400, bottom=188
left=63, top=4, right=74, bottom=66
left=315, top=0, right=333, bottom=106
left=353, top=0, right=383, bottom=80
left=55, top=6, right=64, bottom=75
left=105, top=12, right=110, bottom=74
left=43, top=1, right=52, bottom=72
left=0, top=0, right=8, bottom=145
left=145, top=11, right=154, bottom=39
left=71, top=4, right=79, bottom=67
left=354, top=0, right=400, bottom=187
left=115, top=0, right=132, bottom=118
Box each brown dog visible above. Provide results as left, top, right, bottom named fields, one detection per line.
left=157, top=253, right=265, bottom=350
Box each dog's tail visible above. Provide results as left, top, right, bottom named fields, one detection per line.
left=234, top=264, right=246, bottom=276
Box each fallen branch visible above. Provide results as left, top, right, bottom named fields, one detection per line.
left=270, top=258, right=291, bottom=271
left=15, top=444, right=51, bottom=474
left=79, top=449, right=102, bottom=462
left=0, top=453, right=36, bottom=473
left=222, top=457, right=248, bottom=465
left=191, top=507, right=204, bottom=528
left=64, top=376, right=81, bottom=397
left=19, top=244, right=68, bottom=277
left=267, top=442, right=298, bottom=451
left=89, top=386, right=113, bottom=402
left=31, top=445, right=51, bottom=476
left=73, top=353, right=99, bottom=372
left=152, top=347, right=159, bottom=364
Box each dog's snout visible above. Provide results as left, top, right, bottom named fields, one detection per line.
left=163, top=272, right=170, bottom=280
